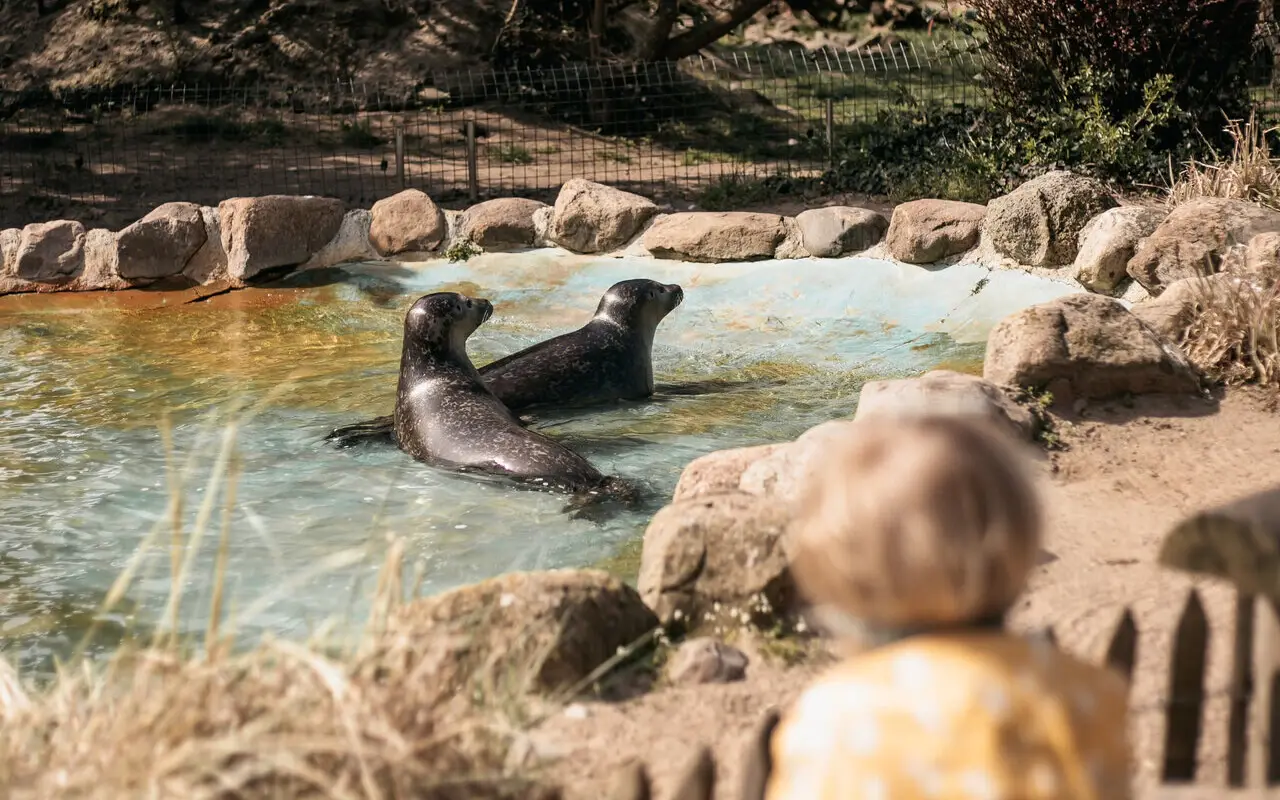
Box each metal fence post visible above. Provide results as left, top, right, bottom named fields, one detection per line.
left=465, top=119, right=479, bottom=203
left=395, top=126, right=406, bottom=190
left=825, top=98, right=835, bottom=169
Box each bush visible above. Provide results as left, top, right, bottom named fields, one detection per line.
left=971, top=0, right=1260, bottom=153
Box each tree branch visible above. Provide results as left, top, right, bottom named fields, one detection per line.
left=657, top=0, right=775, bottom=59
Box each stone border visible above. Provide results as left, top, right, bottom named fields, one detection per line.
left=1, top=171, right=1191, bottom=302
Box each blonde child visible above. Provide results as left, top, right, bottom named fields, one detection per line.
left=764, top=415, right=1132, bottom=800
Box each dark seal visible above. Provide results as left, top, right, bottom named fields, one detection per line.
left=327, top=278, right=683, bottom=447
left=392, top=291, right=635, bottom=508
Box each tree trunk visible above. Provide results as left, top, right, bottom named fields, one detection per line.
left=640, top=0, right=680, bottom=60
left=173, top=0, right=187, bottom=24
left=589, top=0, right=606, bottom=59
left=657, top=0, right=775, bottom=59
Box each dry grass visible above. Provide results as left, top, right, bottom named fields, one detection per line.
left=0, top=394, right=562, bottom=800
left=1166, top=111, right=1280, bottom=210
left=1182, top=275, right=1280, bottom=387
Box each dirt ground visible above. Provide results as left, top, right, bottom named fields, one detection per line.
left=528, top=388, right=1280, bottom=799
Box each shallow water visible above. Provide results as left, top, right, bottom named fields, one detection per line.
left=0, top=250, right=1081, bottom=675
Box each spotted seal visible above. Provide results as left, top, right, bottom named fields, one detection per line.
left=326, top=278, right=684, bottom=447
left=392, top=291, right=635, bottom=506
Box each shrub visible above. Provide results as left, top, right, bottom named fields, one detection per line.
left=1183, top=276, right=1280, bottom=386
left=1167, top=111, right=1280, bottom=210
left=971, top=0, right=1261, bottom=153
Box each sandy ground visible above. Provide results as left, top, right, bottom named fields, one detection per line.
left=528, top=388, right=1280, bottom=798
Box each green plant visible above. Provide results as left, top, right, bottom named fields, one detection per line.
left=596, top=150, right=632, bottom=164
left=339, top=118, right=383, bottom=149
left=971, top=0, right=1259, bottom=155
left=694, top=172, right=804, bottom=211
left=490, top=144, right=534, bottom=165
left=445, top=239, right=482, bottom=263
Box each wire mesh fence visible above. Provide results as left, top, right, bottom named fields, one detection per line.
left=2, top=40, right=1279, bottom=230
left=0, top=42, right=984, bottom=229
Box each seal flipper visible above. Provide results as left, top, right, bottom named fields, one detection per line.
left=324, top=414, right=395, bottom=448
left=563, top=475, right=644, bottom=523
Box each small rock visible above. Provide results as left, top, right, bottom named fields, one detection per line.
left=983, top=293, right=1201, bottom=403
left=369, top=189, right=446, bottom=256
left=1127, top=198, right=1280, bottom=294
left=854, top=369, right=1037, bottom=440
left=116, top=201, right=207, bottom=280
left=15, top=220, right=86, bottom=281
left=1130, top=273, right=1241, bottom=346
left=667, top=638, right=748, bottom=685
left=300, top=209, right=378, bottom=270
left=549, top=179, right=659, bottom=254
left=795, top=206, right=889, bottom=257
left=986, top=170, right=1118, bottom=267
left=643, top=211, right=787, bottom=262
left=637, top=492, right=795, bottom=630
left=885, top=199, right=985, bottom=264
left=460, top=197, right=547, bottom=250
left=183, top=206, right=228, bottom=285
left=672, top=444, right=783, bottom=502
left=360, top=569, right=656, bottom=713
left=219, top=195, right=346, bottom=284
left=1073, top=206, right=1167, bottom=293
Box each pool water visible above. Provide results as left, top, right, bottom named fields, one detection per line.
left=0, top=249, right=1081, bottom=675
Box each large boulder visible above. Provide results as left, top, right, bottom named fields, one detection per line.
left=1, top=228, right=18, bottom=279
left=363, top=570, right=656, bottom=714
left=986, top=170, right=1118, bottom=268
left=459, top=198, right=546, bottom=250
left=219, top=195, right=345, bottom=284
left=1226, top=230, right=1280, bottom=286
left=884, top=199, right=985, bottom=264
left=299, top=209, right=378, bottom=270
left=795, top=206, right=889, bottom=257
left=983, top=293, right=1201, bottom=402
left=854, top=369, right=1037, bottom=440
left=672, top=444, right=783, bottom=502
left=116, top=201, right=207, bottom=280
left=15, top=220, right=86, bottom=282
left=637, top=492, right=795, bottom=631
left=182, top=206, right=228, bottom=284
left=1073, top=206, right=1167, bottom=293
left=80, top=228, right=127, bottom=290
left=738, top=420, right=858, bottom=506
left=368, top=189, right=446, bottom=256
left=643, top=212, right=787, bottom=262
left=1127, top=198, right=1280, bottom=295
left=548, top=179, right=658, bottom=254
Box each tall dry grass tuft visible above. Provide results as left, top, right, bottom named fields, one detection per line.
left=1166, top=111, right=1280, bottom=209
left=0, top=395, right=556, bottom=800
left=1182, top=275, right=1280, bottom=387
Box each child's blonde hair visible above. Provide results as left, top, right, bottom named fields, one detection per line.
left=789, top=414, right=1042, bottom=631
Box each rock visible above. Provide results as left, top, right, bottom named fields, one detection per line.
left=79, top=228, right=127, bottom=290
left=363, top=570, right=656, bottom=714
left=219, top=195, right=346, bottom=284
left=986, top=170, right=1118, bottom=268
left=183, top=207, right=228, bottom=284
left=738, top=420, right=860, bottom=505
left=1232, top=231, right=1280, bottom=286
left=15, top=220, right=86, bottom=281
left=854, top=369, right=1037, bottom=440
left=299, top=209, right=378, bottom=270
left=368, top=189, right=446, bottom=256
left=1127, top=198, right=1280, bottom=295
left=667, top=638, right=748, bottom=685
left=1130, top=274, right=1242, bottom=345
left=638, top=492, right=795, bottom=630
left=460, top=198, right=547, bottom=250
left=672, top=444, right=783, bottom=502
left=643, top=212, right=787, bottom=262
left=1, top=228, right=18, bottom=278
left=115, top=201, right=207, bottom=280
left=795, top=206, right=889, bottom=257
left=983, top=293, right=1201, bottom=403
left=549, top=179, right=659, bottom=254
left=1073, top=206, right=1167, bottom=293
left=884, top=199, right=985, bottom=264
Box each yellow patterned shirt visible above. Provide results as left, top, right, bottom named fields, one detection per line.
left=765, top=631, right=1132, bottom=800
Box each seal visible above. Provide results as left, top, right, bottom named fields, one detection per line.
left=392, top=291, right=636, bottom=508
left=326, top=278, right=684, bottom=447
